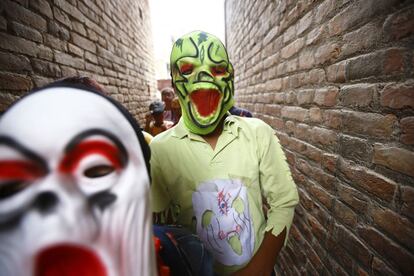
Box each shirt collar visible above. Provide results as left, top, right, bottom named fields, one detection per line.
left=171, top=113, right=241, bottom=139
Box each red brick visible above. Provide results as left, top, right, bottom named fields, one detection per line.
left=315, top=42, right=341, bottom=65
left=297, top=10, right=313, bottom=36
left=10, top=21, right=42, bottom=43
left=32, top=58, right=62, bottom=77
left=71, top=33, right=97, bottom=53
left=287, top=138, right=322, bottom=163
left=333, top=200, right=358, bottom=227
left=306, top=25, right=325, bottom=46
left=326, top=237, right=354, bottom=273
left=3, top=0, right=47, bottom=31
left=341, top=22, right=381, bottom=58
left=314, top=86, right=338, bottom=107
left=358, top=225, right=414, bottom=275
left=0, top=51, right=31, bottom=73
left=307, top=215, right=327, bottom=243
left=85, top=63, right=103, bottom=74
left=273, top=93, right=285, bottom=104
left=347, top=52, right=382, bottom=81
left=48, top=21, right=70, bottom=41
left=342, top=111, right=396, bottom=138
left=285, top=120, right=295, bottom=134
left=337, top=182, right=369, bottom=213
left=371, top=206, right=414, bottom=250
left=339, top=134, right=373, bottom=163
left=53, top=6, right=72, bottom=28
left=0, top=16, right=6, bottom=30
left=400, top=116, right=414, bottom=145
left=54, top=0, right=84, bottom=23
left=283, top=24, right=296, bottom=44
left=325, top=257, right=348, bottom=276
left=328, top=0, right=398, bottom=36
left=29, top=0, right=53, bottom=18
left=339, top=159, right=397, bottom=202
left=309, top=126, right=338, bottom=148
left=334, top=224, right=372, bottom=267
left=44, top=34, right=67, bottom=52
left=383, top=48, right=405, bottom=74
left=68, top=43, right=84, bottom=57
left=373, top=143, right=414, bottom=177
left=281, top=106, right=309, bottom=122
left=298, top=49, right=315, bottom=70
left=308, top=180, right=334, bottom=209
left=315, top=0, right=335, bottom=24
left=309, top=107, right=322, bottom=123
left=339, top=84, right=375, bottom=108
left=0, top=33, right=37, bottom=57
left=321, top=153, right=338, bottom=173
left=372, top=257, right=400, bottom=276
left=323, top=110, right=342, bottom=129
left=308, top=68, right=325, bottom=84
left=380, top=83, right=414, bottom=109
left=60, top=65, right=77, bottom=77
left=356, top=267, right=369, bottom=276
left=72, top=21, right=87, bottom=36
left=401, top=185, right=414, bottom=220
left=32, top=75, right=54, bottom=88
left=384, top=6, right=414, bottom=41
left=0, top=72, right=32, bottom=91
left=84, top=51, right=98, bottom=64
left=326, top=61, right=346, bottom=83
left=285, top=91, right=296, bottom=104
left=55, top=51, right=84, bottom=69
left=297, top=89, right=314, bottom=105
left=294, top=123, right=310, bottom=140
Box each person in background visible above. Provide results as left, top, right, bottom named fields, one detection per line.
left=171, top=97, right=182, bottom=126
left=150, top=31, right=299, bottom=275
left=161, top=87, right=175, bottom=122
left=145, top=100, right=174, bottom=136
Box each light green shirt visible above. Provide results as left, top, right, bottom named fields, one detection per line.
left=150, top=115, right=299, bottom=274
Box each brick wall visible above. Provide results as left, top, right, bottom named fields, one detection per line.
left=0, top=0, right=155, bottom=123
left=225, top=0, right=413, bottom=275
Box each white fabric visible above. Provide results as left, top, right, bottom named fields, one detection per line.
left=192, top=179, right=254, bottom=266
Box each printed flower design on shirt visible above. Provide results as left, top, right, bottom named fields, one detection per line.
left=192, top=179, right=254, bottom=266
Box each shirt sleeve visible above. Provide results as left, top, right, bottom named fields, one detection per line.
left=149, top=142, right=171, bottom=213
left=258, top=123, right=299, bottom=245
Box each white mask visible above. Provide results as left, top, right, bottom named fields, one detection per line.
left=0, top=87, right=156, bottom=276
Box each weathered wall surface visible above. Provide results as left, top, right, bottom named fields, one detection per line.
left=225, top=0, right=413, bottom=275
left=0, top=0, right=155, bottom=123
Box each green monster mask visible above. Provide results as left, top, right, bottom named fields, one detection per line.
left=170, top=31, right=234, bottom=135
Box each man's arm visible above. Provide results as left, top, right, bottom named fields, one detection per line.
left=233, top=228, right=286, bottom=276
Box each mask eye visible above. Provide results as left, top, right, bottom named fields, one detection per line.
left=0, top=181, right=29, bottom=199
left=0, top=160, right=45, bottom=200
left=84, top=165, right=115, bottom=178
left=180, top=63, right=194, bottom=75
left=211, top=66, right=227, bottom=76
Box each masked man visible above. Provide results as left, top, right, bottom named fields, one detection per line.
left=150, top=31, right=299, bottom=275
left=0, top=80, right=156, bottom=276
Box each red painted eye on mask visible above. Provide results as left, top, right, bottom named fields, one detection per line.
left=211, top=66, right=227, bottom=76
left=180, top=63, right=194, bottom=75
left=59, top=140, right=123, bottom=175
left=0, top=160, right=46, bottom=199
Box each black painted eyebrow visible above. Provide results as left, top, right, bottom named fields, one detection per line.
left=0, top=136, right=49, bottom=173
left=64, top=129, right=128, bottom=168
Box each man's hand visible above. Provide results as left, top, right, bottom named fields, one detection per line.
left=232, top=228, right=286, bottom=276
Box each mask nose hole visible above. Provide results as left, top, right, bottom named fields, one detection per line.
left=34, top=192, right=59, bottom=214
left=197, top=71, right=214, bottom=82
